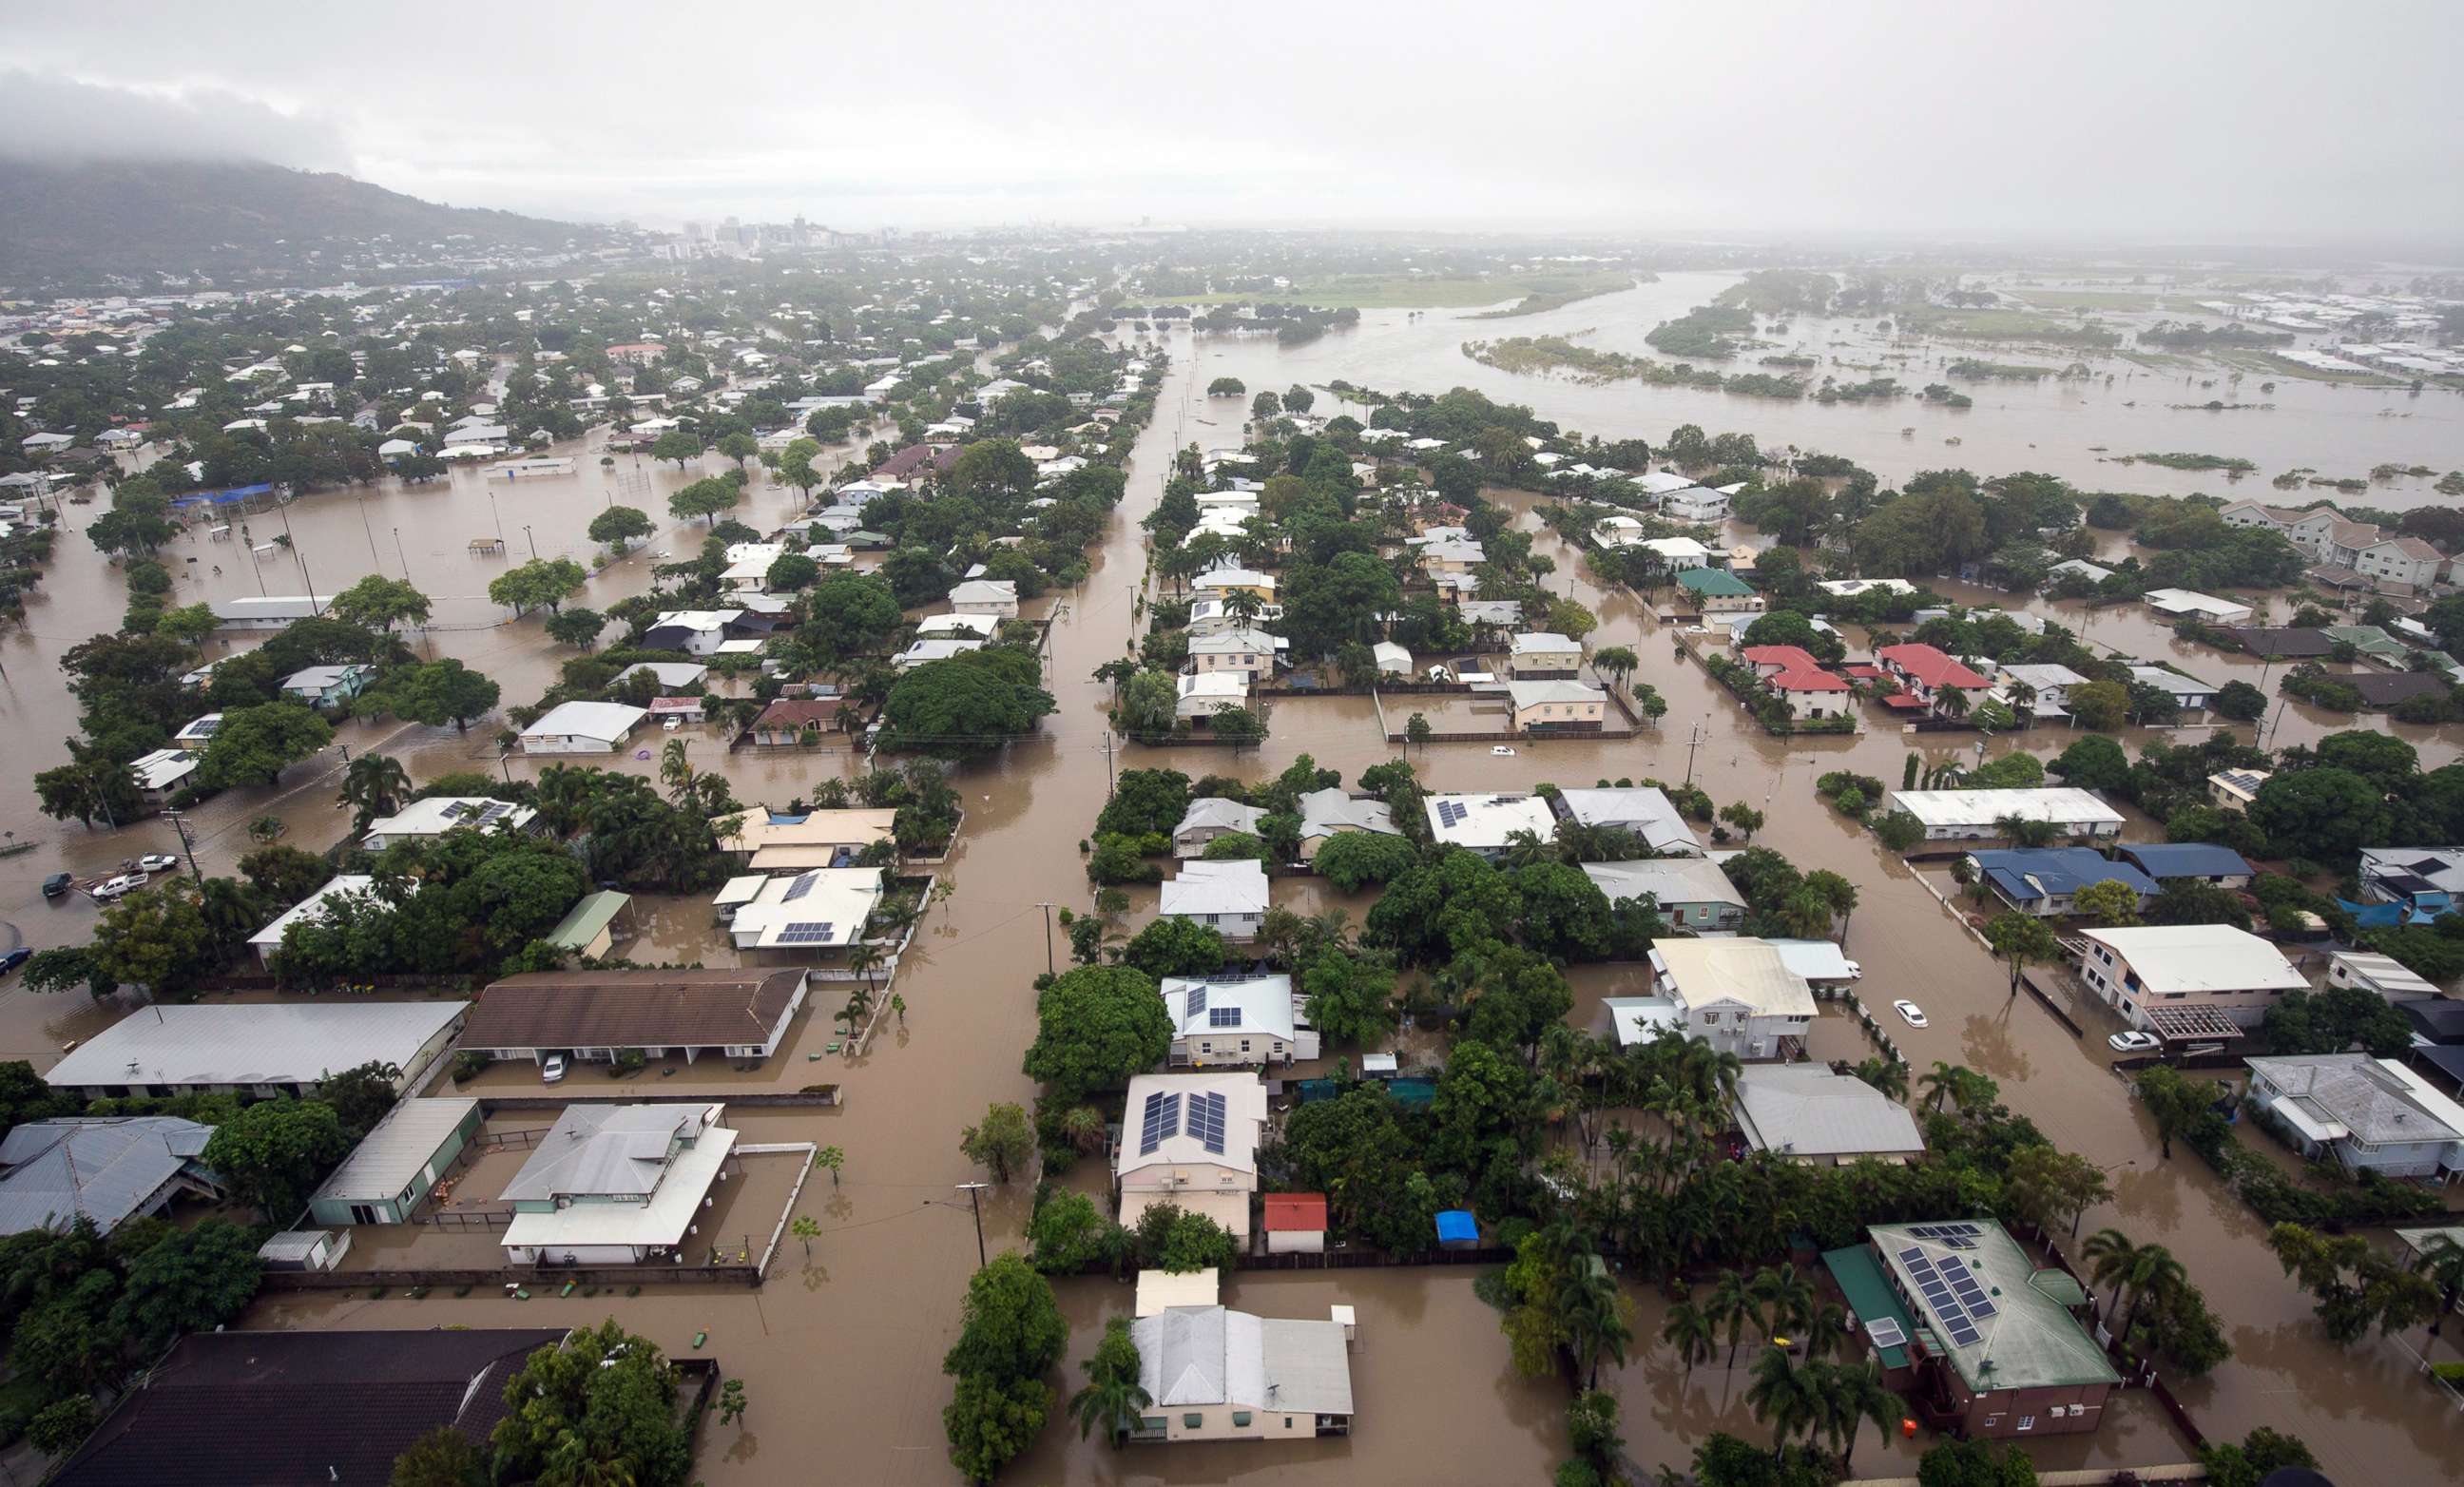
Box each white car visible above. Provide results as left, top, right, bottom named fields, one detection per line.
left=2108, top=1031, right=2161, bottom=1053
left=92, top=872, right=148, bottom=900
left=1491, top=745, right=1517, bottom=757
left=541, top=1053, right=568, bottom=1084
left=662, top=716, right=683, bottom=732
left=136, top=854, right=180, bottom=873
left=1841, top=960, right=1864, bottom=980
left=1893, top=999, right=1928, bottom=1028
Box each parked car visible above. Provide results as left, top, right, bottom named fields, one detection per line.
left=1491, top=745, right=1517, bottom=757
left=662, top=716, right=683, bottom=732
left=1840, top=959, right=1864, bottom=979
left=2108, top=1031, right=2161, bottom=1053
left=136, top=854, right=180, bottom=873
left=41, top=873, right=72, bottom=898
left=0, top=948, right=29, bottom=975
left=91, top=872, right=147, bottom=900
left=1893, top=999, right=1927, bottom=1028
left=541, top=1053, right=568, bottom=1084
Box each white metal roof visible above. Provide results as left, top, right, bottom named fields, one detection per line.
left=1653, top=937, right=1819, bottom=1017
left=45, top=1001, right=467, bottom=1091
left=1583, top=859, right=1742, bottom=909
left=1734, top=1066, right=1925, bottom=1159
left=1160, top=859, right=1269, bottom=917
left=363, top=797, right=537, bottom=842
left=1163, top=975, right=1296, bottom=1041
left=1425, top=792, right=1555, bottom=849
left=1116, top=1072, right=1266, bottom=1179
left=250, top=875, right=378, bottom=950
left=1555, top=787, right=1701, bottom=855
left=2080, top=925, right=2305, bottom=995
left=521, top=701, right=648, bottom=743
left=1888, top=787, right=2124, bottom=829
left=311, top=1098, right=478, bottom=1203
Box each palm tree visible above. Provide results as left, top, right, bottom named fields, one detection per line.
left=659, top=737, right=695, bottom=803
left=337, top=752, right=413, bottom=831
left=1067, top=1319, right=1153, bottom=1447
left=1660, top=1291, right=1719, bottom=1376
left=1935, top=685, right=1970, bottom=720
left=2113, top=1243, right=2186, bottom=1340
left=846, top=942, right=884, bottom=994
left=1853, top=1058, right=1910, bottom=1103
left=1814, top=1360, right=1903, bottom=1474
left=1563, top=1262, right=1632, bottom=1389
left=2081, top=1227, right=2143, bottom=1325
left=1750, top=1263, right=1817, bottom=1346
left=1800, top=1300, right=1849, bottom=1362
left=1743, top=1346, right=1819, bottom=1454
left=1707, top=1269, right=1757, bottom=1366
left=1918, top=1060, right=1963, bottom=1114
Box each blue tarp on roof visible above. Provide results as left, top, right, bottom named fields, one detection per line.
left=168, top=483, right=275, bottom=508
left=2118, top=842, right=2254, bottom=880
left=2338, top=898, right=2431, bottom=928
left=1970, top=847, right=2157, bottom=904
left=1434, top=1210, right=1478, bottom=1244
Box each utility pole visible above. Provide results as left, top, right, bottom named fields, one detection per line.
left=1101, top=731, right=1115, bottom=795
left=1034, top=902, right=1055, bottom=977
left=1682, top=721, right=1707, bottom=788
left=162, top=808, right=203, bottom=885
left=524, top=525, right=539, bottom=561
left=394, top=527, right=412, bottom=583
left=954, top=1182, right=989, bottom=1268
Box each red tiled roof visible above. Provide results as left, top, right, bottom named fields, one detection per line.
left=1876, top=644, right=1990, bottom=691
left=757, top=697, right=842, bottom=727
left=1262, top=1193, right=1329, bottom=1232
left=1841, top=664, right=1887, bottom=679
left=872, top=443, right=961, bottom=479
left=1742, top=646, right=1850, bottom=691
left=1881, top=692, right=1931, bottom=710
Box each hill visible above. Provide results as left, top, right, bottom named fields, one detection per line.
left=0, top=157, right=613, bottom=288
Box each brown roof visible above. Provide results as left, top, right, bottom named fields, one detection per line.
left=2223, top=627, right=2336, bottom=658
left=52, top=1328, right=568, bottom=1487
left=756, top=697, right=843, bottom=727
left=465, top=969, right=807, bottom=1051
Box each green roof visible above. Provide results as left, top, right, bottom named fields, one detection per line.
left=546, top=891, right=630, bottom=950
left=1676, top=568, right=1756, bottom=597
left=2321, top=625, right=2407, bottom=661
left=1867, top=1221, right=2119, bottom=1392
left=1820, top=1245, right=1915, bottom=1370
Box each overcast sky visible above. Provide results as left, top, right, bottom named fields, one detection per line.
left=7, top=1, right=2460, bottom=245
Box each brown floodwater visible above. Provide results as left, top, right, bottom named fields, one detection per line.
left=12, top=320, right=2464, bottom=1483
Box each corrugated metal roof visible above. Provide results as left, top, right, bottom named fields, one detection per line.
left=311, top=1098, right=478, bottom=1203
left=0, top=1117, right=214, bottom=1235
left=45, top=1002, right=468, bottom=1091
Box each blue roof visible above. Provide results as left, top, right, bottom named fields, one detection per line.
left=1434, top=1209, right=1479, bottom=1243
left=1970, top=847, right=2157, bottom=904
left=2118, top=842, right=2253, bottom=880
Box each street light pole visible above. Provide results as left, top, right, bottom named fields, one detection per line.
left=524, top=525, right=538, bottom=561
left=394, top=527, right=412, bottom=582
left=954, top=1182, right=989, bottom=1268
left=1034, top=902, right=1055, bottom=977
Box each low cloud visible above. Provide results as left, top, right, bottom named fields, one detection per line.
left=0, top=69, right=345, bottom=169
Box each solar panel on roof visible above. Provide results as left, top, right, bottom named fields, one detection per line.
left=775, top=921, right=836, bottom=943
left=781, top=876, right=816, bottom=901
left=1896, top=1245, right=1925, bottom=1264
left=1945, top=1320, right=1982, bottom=1347
left=1863, top=1319, right=1907, bottom=1348
left=1969, top=1297, right=1997, bottom=1318
left=1189, top=1091, right=1227, bottom=1154
left=1186, top=984, right=1207, bottom=1018
left=1139, top=1091, right=1184, bottom=1155
left=1208, top=1005, right=1241, bottom=1027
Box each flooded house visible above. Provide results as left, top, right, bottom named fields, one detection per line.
left=304, top=1096, right=483, bottom=1226
left=1963, top=847, right=2159, bottom=918
left=498, top=1102, right=735, bottom=1265
left=360, top=796, right=542, bottom=851
left=1161, top=974, right=1319, bottom=1067
left=1172, top=798, right=1267, bottom=859
left=1739, top=645, right=1853, bottom=722
left=1116, top=1072, right=1268, bottom=1241
left=1731, top=1065, right=1925, bottom=1164
left=2077, top=924, right=2306, bottom=1031
left=460, top=968, right=812, bottom=1068
left=0, top=1116, right=225, bottom=1238
left=1506, top=631, right=1583, bottom=679
left=1824, top=1220, right=2119, bottom=1439
left=1296, top=787, right=1399, bottom=860
left=44, top=1328, right=573, bottom=1487
left=1425, top=793, right=1556, bottom=860
left=517, top=700, right=649, bottom=754
left=1551, top=786, right=1703, bottom=856
left=1507, top=678, right=1607, bottom=734
left=247, top=874, right=377, bottom=967
left=1159, top=859, right=1269, bottom=941
left=1646, top=937, right=1819, bottom=1061
left=42, top=1001, right=468, bottom=1100
left=948, top=578, right=1019, bottom=619
left=1127, top=1304, right=1355, bottom=1443
left=1885, top=787, right=2125, bottom=841
left=2243, top=1054, right=2464, bottom=1180
left=722, top=868, right=884, bottom=957
left=1585, top=859, right=1747, bottom=933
